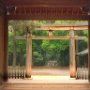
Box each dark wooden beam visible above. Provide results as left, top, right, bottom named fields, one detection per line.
left=0, top=0, right=6, bottom=15
left=5, top=5, right=90, bottom=20
left=5, top=0, right=90, bottom=7
left=7, top=14, right=90, bottom=20
left=5, top=0, right=90, bottom=20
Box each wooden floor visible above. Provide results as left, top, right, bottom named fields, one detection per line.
left=4, top=67, right=89, bottom=90
left=2, top=76, right=90, bottom=90
left=3, top=83, right=90, bottom=90
left=6, top=76, right=89, bottom=83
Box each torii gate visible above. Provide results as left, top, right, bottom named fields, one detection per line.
left=13, top=25, right=88, bottom=78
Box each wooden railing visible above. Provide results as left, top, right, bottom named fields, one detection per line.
left=76, top=67, right=88, bottom=79
left=8, top=66, right=88, bottom=80
left=8, top=66, right=26, bottom=79
left=76, top=50, right=88, bottom=80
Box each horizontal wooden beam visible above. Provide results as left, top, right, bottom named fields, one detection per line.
left=35, top=25, right=88, bottom=31
left=5, top=0, right=90, bottom=7
left=32, top=36, right=70, bottom=40
left=15, top=36, right=26, bottom=40
left=5, top=0, right=90, bottom=20
left=15, top=36, right=87, bottom=40
left=7, top=14, right=90, bottom=20
left=75, top=36, right=87, bottom=40
left=6, top=6, right=90, bottom=20
left=33, top=36, right=87, bottom=40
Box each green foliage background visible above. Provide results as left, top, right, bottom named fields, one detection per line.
left=8, top=20, right=88, bottom=67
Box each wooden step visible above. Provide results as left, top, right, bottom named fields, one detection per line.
left=3, top=83, right=90, bottom=90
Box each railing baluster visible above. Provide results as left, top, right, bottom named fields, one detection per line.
left=8, top=66, right=26, bottom=79
left=77, top=67, right=88, bottom=80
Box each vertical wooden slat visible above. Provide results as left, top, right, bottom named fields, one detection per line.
left=70, top=30, right=76, bottom=78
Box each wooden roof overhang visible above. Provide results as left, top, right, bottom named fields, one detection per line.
left=4, top=0, right=90, bottom=20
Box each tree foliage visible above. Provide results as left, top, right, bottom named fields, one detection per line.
left=8, top=20, right=88, bottom=67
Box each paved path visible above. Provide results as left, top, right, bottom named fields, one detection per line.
left=32, top=67, right=69, bottom=75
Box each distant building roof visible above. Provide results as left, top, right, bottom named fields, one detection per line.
left=77, top=49, right=88, bottom=55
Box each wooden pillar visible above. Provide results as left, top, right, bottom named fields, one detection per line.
left=88, top=20, right=90, bottom=81
left=70, top=30, right=76, bottom=78
left=26, top=33, right=32, bottom=78
left=3, top=16, right=8, bottom=81
left=0, top=16, right=5, bottom=83
left=0, top=15, right=8, bottom=81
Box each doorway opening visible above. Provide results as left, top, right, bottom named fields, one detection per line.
left=32, top=39, right=70, bottom=76
left=8, top=20, right=88, bottom=81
